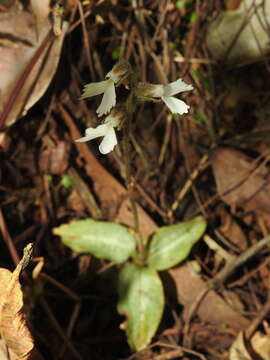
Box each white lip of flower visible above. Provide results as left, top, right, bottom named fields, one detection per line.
left=75, top=115, right=120, bottom=154
left=139, top=79, right=193, bottom=115
left=81, top=61, right=130, bottom=118
left=81, top=76, right=116, bottom=118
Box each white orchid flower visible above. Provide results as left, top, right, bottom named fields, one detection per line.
left=81, top=61, right=131, bottom=117
left=75, top=111, right=122, bottom=154
left=136, top=79, right=193, bottom=115
left=81, top=78, right=116, bottom=118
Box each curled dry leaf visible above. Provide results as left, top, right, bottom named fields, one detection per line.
left=0, top=244, right=34, bottom=359
left=0, top=1, right=68, bottom=131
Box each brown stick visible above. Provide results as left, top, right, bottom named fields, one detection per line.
left=0, top=209, right=20, bottom=265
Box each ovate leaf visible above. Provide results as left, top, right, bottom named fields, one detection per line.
left=117, top=263, right=164, bottom=351
left=53, top=219, right=136, bottom=264
left=146, top=216, right=207, bottom=270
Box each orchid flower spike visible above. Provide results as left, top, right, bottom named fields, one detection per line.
left=75, top=109, right=124, bottom=154
left=81, top=60, right=131, bottom=117
left=136, top=79, right=193, bottom=115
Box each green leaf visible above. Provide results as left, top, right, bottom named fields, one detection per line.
left=53, top=219, right=136, bottom=264
left=117, top=263, right=164, bottom=351
left=146, top=216, right=207, bottom=271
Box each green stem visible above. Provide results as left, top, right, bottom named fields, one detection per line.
left=122, top=79, right=145, bottom=256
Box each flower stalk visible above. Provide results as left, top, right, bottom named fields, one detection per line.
left=77, top=60, right=194, bottom=253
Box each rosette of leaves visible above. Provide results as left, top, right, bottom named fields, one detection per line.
left=53, top=216, right=206, bottom=351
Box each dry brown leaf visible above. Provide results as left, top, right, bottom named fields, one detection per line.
left=0, top=327, right=10, bottom=359
left=0, top=3, right=68, bottom=130
left=170, top=264, right=249, bottom=332
left=67, top=188, right=87, bottom=212
left=212, top=147, right=270, bottom=218
left=39, top=141, right=70, bottom=175
left=230, top=330, right=270, bottom=360
left=251, top=331, right=270, bottom=360
left=0, top=244, right=34, bottom=359
left=218, top=206, right=247, bottom=251
left=206, top=0, right=270, bottom=63
left=229, top=331, right=252, bottom=360
left=30, top=0, right=50, bottom=37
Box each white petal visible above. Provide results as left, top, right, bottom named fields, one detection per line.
left=149, top=84, right=165, bottom=97
left=99, top=127, right=117, bottom=154
left=75, top=135, right=92, bottom=143
left=75, top=124, right=108, bottom=142
left=106, top=69, right=118, bottom=83
left=163, top=79, right=193, bottom=97
left=162, top=96, right=190, bottom=114
left=96, top=79, right=116, bottom=117
left=104, top=114, right=120, bottom=127
left=81, top=80, right=110, bottom=99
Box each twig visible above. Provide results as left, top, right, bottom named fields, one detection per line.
left=183, top=287, right=210, bottom=348
left=39, top=272, right=81, bottom=303
left=167, top=154, right=209, bottom=221
left=208, top=234, right=270, bottom=288
left=68, top=167, right=102, bottom=219
left=58, top=303, right=81, bottom=359
left=152, top=349, right=183, bottom=360
left=245, top=293, right=270, bottom=338
left=77, top=0, right=95, bottom=80
left=135, top=183, right=166, bottom=218
left=0, top=209, right=20, bottom=265
left=39, top=296, right=83, bottom=360
left=159, top=114, right=172, bottom=166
